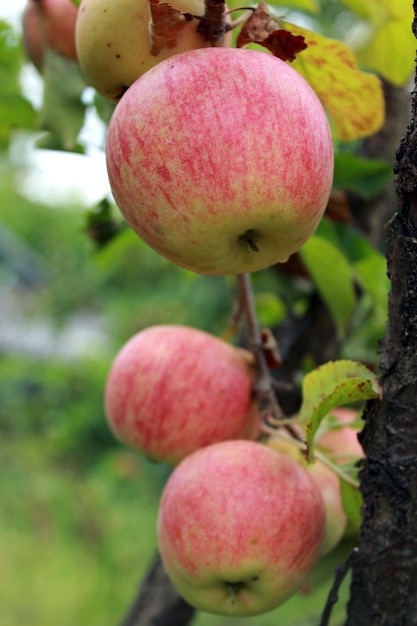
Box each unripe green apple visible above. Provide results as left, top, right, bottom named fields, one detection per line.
left=22, top=0, right=78, bottom=72
left=267, top=436, right=347, bottom=557
left=157, top=440, right=326, bottom=616
left=106, top=47, right=334, bottom=275
left=75, top=0, right=226, bottom=103
left=104, top=325, right=260, bottom=465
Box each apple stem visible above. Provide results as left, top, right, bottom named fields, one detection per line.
left=197, top=0, right=228, bottom=47
left=237, top=273, right=287, bottom=427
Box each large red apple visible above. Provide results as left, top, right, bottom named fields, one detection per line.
left=22, top=0, right=78, bottom=72
left=157, top=440, right=325, bottom=616
left=106, top=47, right=334, bottom=276
left=104, top=325, right=260, bottom=465
left=75, top=0, right=230, bottom=103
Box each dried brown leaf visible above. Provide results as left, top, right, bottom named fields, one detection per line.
left=149, top=0, right=193, bottom=56
left=236, top=1, right=307, bottom=62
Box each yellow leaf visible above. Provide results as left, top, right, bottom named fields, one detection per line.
left=268, top=0, right=320, bottom=14
left=340, top=0, right=406, bottom=24
left=347, top=7, right=415, bottom=86
left=339, top=0, right=390, bottom=23
left=281, top=22, right=385, bottom=141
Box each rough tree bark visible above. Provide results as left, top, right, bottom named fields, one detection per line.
left=346, top=5, right=417, bottom=624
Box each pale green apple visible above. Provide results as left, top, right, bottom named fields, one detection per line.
left=106, top=47, right=334, bottom=275
left=75, top=0, right=222, bottom=102
left=157, top=440, right=325, bottom=616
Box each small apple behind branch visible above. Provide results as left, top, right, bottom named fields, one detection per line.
left=267, top=436, right=348, bottom=558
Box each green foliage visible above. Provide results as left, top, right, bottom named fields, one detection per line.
left=0, top=439, right=161, bottom=626
left=38, top=50, right=87, bottom=152
left=333, top=154, right=393, bottom=199
left=0, top=352, right=114, bottom=463
left=300, top=234, right=356, bottom=337
left=0, top=21, right=36, bottom=148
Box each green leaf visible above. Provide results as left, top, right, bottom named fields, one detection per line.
left=298, top=360, right=379, bottom=460
left=255, top=292, right=287, bottom=327
left=340, top=0, right=415, bottom=86
left=340, top=479, right=363, bottom=533
left=299, top=235, right=356, bottom=336
left=0, top=21, right=36, bottom=147
left=333, top=153, right=393, bottom=199
left=335, top=223, right=389, bottom=314
left=38, top=49, right=87, bottom=152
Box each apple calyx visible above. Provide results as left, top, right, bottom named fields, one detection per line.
left=239, top=229, right=260, bottom=253
left=225, top=574, right=261, bottom=605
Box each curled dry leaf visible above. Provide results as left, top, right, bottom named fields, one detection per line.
left=261, top=328, right=282, bottom=369
left=236, top=1, right=307, bottom=62
left=149, top=0, right=194, bottom=56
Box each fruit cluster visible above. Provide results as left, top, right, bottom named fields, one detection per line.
left=21, top=0, right=346, bottom=616
left=104, top=324, right=362, bottom=616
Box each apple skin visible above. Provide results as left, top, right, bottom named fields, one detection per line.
left=104, top=325, right=260, bottom=465
left=22, top=0, right=78, bottom=72
left=157, top=440, right=325, bottom=616
left=267, top=437, right=347, bottom=557
left=75, top=0, right=228, bottom=103
left=318, top=408, right=363, bottom=464
left=105, top=47, right=334, bottom=276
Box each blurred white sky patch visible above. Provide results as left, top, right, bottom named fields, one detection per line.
left=2, top=0, right=112, bottom=208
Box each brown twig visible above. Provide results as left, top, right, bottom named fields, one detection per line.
left=197, top=0, right=229, bottom=46
left=237, top=273, right=287, bottom=426
left=320, top=547, right=358, bottom=626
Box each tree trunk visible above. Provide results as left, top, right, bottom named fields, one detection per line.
left=346, top=5, right=417, bottom=624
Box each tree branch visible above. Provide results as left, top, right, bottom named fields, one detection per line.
left=118, top=554, right=195, bottom=626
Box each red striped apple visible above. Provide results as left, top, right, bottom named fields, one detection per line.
left=22, top=0, right=78, bottom=72
left=104, top=325, right=260, bottom=465
left=75, top=0, right=228, bottom=103
left=105, top=47, right=334, bottom=275
left=157, top=439, right=326, bottom=616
